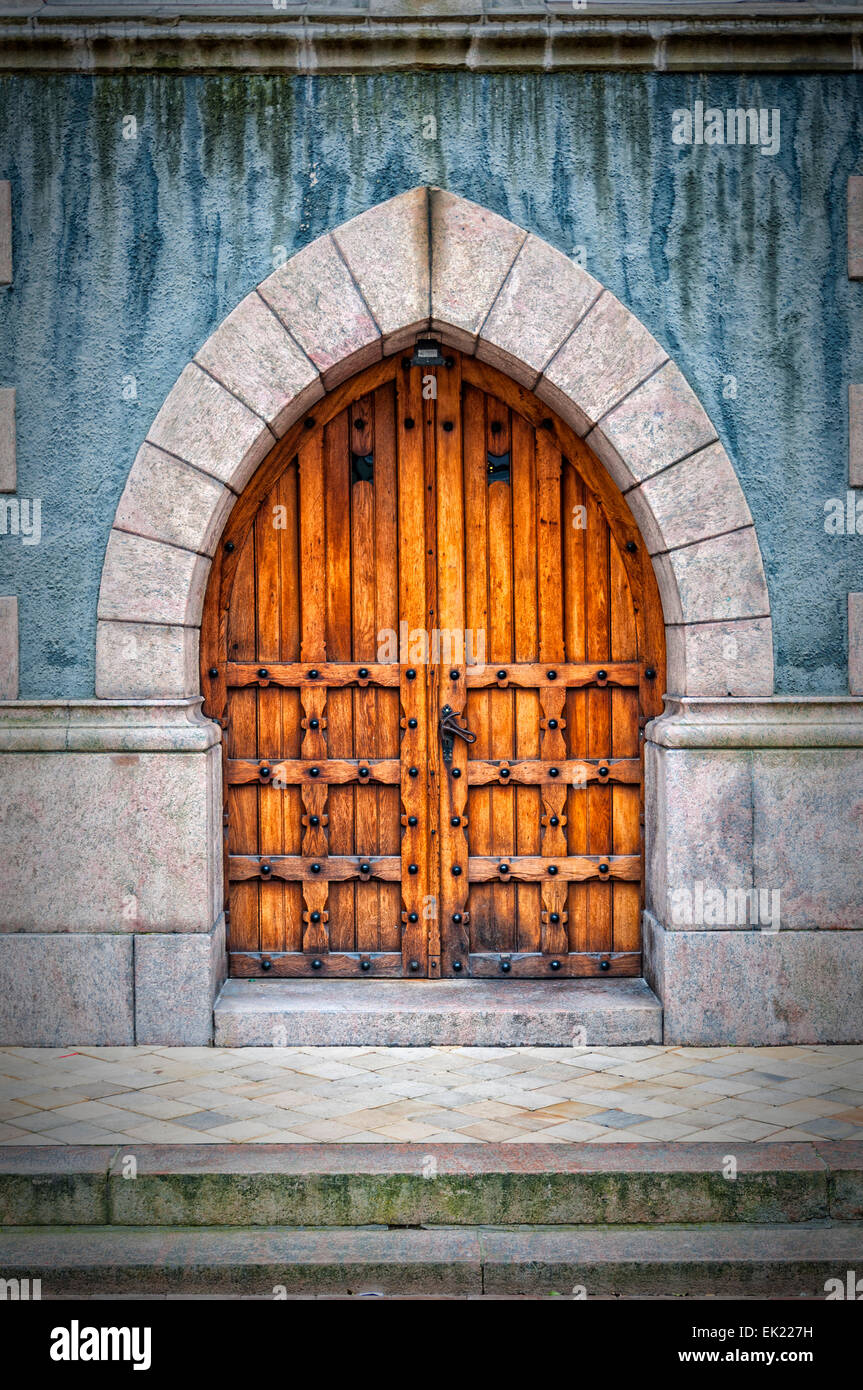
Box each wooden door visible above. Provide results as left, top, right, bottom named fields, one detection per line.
left=201, top=351, right=664, bottom=979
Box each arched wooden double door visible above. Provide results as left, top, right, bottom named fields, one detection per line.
left=202, top=350, right=665, bottom=980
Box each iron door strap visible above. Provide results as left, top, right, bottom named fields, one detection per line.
left=439, top=704, right=477, bottom=765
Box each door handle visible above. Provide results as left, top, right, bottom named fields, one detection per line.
left=439, top=704, right=477, bottom=765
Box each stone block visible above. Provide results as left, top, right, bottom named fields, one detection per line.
left=258, top=232, right=382, bottom=387
left=97, top=530, right=210, bottom=627
left=0, top=181, right=10, bottom=284
left=114, top=443, right=235, bottom=557
left=662, top=527, right=770, bottom=625
left=628, top=440, right=753, bottom=555
left=95, top=620, right=199, bottom=699
left=848, top=176, right=863, bottom=279
left=0, top=742, right=221, bottom=932
left=0, top=934, right=134, bottom=1045
left=752, top=749, right=863, bottom=929
left=134, top=915, right=225, bottom=1045
left=645, top=914, right=863, bottom=1045
left=195, top=291, right=323, bottom=437
left=849, top=384, right=863, bottom=488
left=429, top=187, right=526, bottom=350
left=586, top=361, right=717, bottom=491
left=850, top=593, right=863, bottom=696
left=0, top=386, right=15, bottom=491
left=479, top=234, right=601, bottom=387
left=0, top=595, right=18, bottom=698
left=665, top=618, right=774, bottom=697
left=645, top=742, right=755, bottom=928
left=147, top=362, right=273, bottom=493
left=538, top=290, right=667, bottom=435
left=333, top=187, right=430, bottom=352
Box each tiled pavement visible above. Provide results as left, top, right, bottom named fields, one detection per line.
left=1, top=1044, right=863, bottom=1145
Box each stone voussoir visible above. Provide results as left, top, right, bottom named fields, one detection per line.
left=113, top=443, right=235, bottom=559
left=429, top=186, right=526, bottom=351
left=478, top=233, right=601, bottom=389
left=586, top=359, right=717, bottom=492
left=258, top=231, right=382, bottom=388
left=94, top=620, right=200, bottom=700
left=537, top=289, right=668, bottom=437
left=97, top=530, right=210, bottom=628
left=332, top=186, right=431, bottom=354
left=146, top=361, right=273, bottom=493
left=195, top=290, right=323, bottom=438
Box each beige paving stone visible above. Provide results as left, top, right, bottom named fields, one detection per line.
left=616, top=1119, right=704, bottom=1140
left=289, top=1118, right=366, bottom=1140
left=121, top=1120, right=221, bottom=1143
left=200, top=1120, right=277, bottom=1141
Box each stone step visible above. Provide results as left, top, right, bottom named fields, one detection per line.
left=213, top=977, right=663, bottom=1047
left=4, top=1222, right=862, bottom=1298
left=2, top=1142, right=860, bottom=1228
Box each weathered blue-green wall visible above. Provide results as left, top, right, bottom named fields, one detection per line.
left=0, top=72, right=861, bottom=696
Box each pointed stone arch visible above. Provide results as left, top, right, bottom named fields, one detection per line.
left=95, top=185, right=773, bottom=700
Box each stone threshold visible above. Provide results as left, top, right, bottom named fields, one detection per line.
left=213, top=977, right=662, bottom=1047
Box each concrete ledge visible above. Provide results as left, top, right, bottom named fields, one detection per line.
left=214, top=978, right=662, bottom=1048
left=3, top=1221, right=861, bottom=1298
left=647, top=695, right=863, bottom=749
left=2, top=1141, right=860, bottom=1229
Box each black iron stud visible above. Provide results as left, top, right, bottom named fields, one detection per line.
left=548, top=864, right=558, bottom=875
left=408, top=717, right=418, bottom=728
left=208, top=667, right=218, bottom=678
left=500, top=767, right=510, bottom=779
left=360, top=862, right=371, bottom=874
left=625, top=540, right=637, bottom=553
left=646, top=667, right=657, bottom=679
left=260, top=765, right=271, bottom=778
left=548, top=718, right=558, bottom=729
left=404, top=417, right=415, bottom=429
left=258, top=668, right=269, bottom=678
left=599, top=766, right=609, bottom=777
left=452, top=912, right=463, bottom=923
left=452, top=768, right=461, bottom=778
left=358, top=667, right=369, bottom=678
left=409, top=959, right=419, bottom=972
left=309, top=669, right=319, bottom=679
left=262, top=958, right=272, bottom=971
left=550, top=815, right=559, bottom=826
left=409, top=766, right=419, bottom=777
left=450, top=669, right=459, bottom=679
left=312, top=958, right=322, bottom=969
left=599, top=863, right=609, bottom=874
left=452, top=865, right=463, bottom=876
left=309, top=767, right=320, bottom=777
left=359, top=765, right=370, bottom=777
left=550, top=960, right=561, bottom=971
left=541, top=418, right=553, bottom=430
left=547, top=669, right=557, bottom=679
left=408, top=815, right=418, bottom=826
left=549, top=767, right=559, bottom=777
left=406, top=668, right=416, bottom=680
left=597, top=669, right=607, bottom=680
left=501, top=959, right=512, bottom=973
left=361, top=960, right=371, bottom=971
left=261, top=861, right=272, bottom=874
left=550, top=912, right=560, bottom=923
left=225, top=540, right=235, bottom=553
left=311, top=862, right=322, bottom=874
left=309, top=815, right=320, bottom=826
left=409, top=864, right=418, bottom=874
left=452, top=960, right=462, bottom=972
left=451, top=815, right=461, bottom=826
left=443, top=421, right=454, bottom=432
left=304, top=417, right=316, bottom=430
left=499, top=862, right=510, bottom=874
left=408, top=912, right=419, bottom=923
left=311, top=910, right=321, bottom=923
left=600, top=960, right=610, bottom=972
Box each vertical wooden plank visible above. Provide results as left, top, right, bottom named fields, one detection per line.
left=278, top=462, right=303, bottom=952
left=563, top=462, right=588, bottom=953
left=298, top=431, right=330, bottom=955
left=397, top=363, right=430, bottom=975
left=256, top=478, right=285, bottom=953
left=351, top=392, right=378, bottom=953
left=487, top=394, right=516, bottom=955
left=324, top=411, right=355, bottom=952
left=373, top=383, right=402, bottom=953
left=226, top=530, right=258, bottom=953
left=462, top=384, right=492, bottom=955
left=511, top=411, right=541, bottom=954
left=536, top=430, right=568, bottom=956
left=610, top=537, right=641, bottom=954
left=436, top=355, right=470, bottom=972
left=585, top=487, right=613, bottom=953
